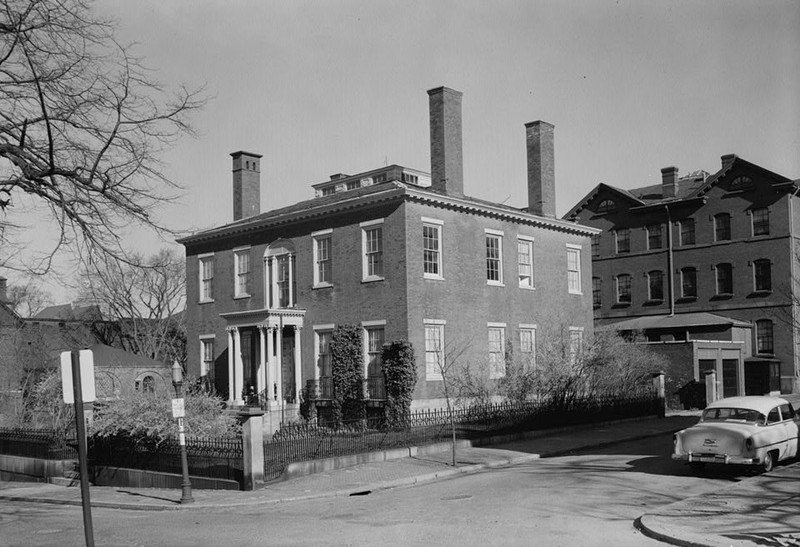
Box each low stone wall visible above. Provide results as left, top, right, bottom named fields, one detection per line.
left=92, top=466, right=240, bottom=491
left=0, top=454, right=72, bottom=482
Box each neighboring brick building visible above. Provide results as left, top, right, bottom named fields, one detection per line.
left=565, top=155, right=800, bottom=396
left=179, top=86, right=596, bottom=426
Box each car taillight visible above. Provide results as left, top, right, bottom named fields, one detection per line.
left=745, top=437, right=753, bottom=451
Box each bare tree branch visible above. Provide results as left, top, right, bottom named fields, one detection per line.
left=0, top=0, right=206, bottom=273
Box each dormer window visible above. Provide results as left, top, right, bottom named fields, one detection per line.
left=321, top=186, right=336, bottom=196
left=373, top=173, right=387, bottom=184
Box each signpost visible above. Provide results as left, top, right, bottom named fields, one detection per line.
left=60, top=350, right=95, bottom=547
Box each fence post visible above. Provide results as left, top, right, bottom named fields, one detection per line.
left=651, top=371, right=666, bottom=418
left=704, top=370, right=718, bottom=406
left=240, top=410, right=264, bottom=491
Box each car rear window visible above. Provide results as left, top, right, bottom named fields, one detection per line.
left=701, top=407, right=765, bottom=424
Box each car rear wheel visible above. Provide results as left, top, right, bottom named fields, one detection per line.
left=761, top=451, right=775, bottom=473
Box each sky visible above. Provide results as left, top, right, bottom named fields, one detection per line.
left=9, top=0, right=800, bottom=304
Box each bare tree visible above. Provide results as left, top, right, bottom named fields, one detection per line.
left=0, top=0, right=205, bottom=273
left=6, top=280, right=52, bottom=316
left=77, top=248, right=186, bottom=365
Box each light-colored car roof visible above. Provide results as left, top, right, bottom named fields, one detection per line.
left=707, top=395, right=789, bottom=415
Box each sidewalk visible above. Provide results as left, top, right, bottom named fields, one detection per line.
left=3, top=414, right=798, bottom=546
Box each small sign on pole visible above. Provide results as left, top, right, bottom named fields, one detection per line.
left=171, top=398, right=185, bottom=419
left=60, top=350, right=96, bottom=404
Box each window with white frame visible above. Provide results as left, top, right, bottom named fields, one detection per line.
left=647, top=270, right=664, bottom=301
left=615, top=228, right=630, bottom=253
left=424, top=320, right=445, bottom=380
left=314, top=327, right=334, bottom=397
left=488, top=324, right=506, bottom=379
left=518, top=237, right=534, bottom=288
left=647, top=224, right=663, bottom=250
left=755, top=319, right=774, bottom=354
left=199, top=254, right=214, bottom=302
left=234, top=248, right=250, bottom=297
left=519, top=325, right=536, bottom=369
left=200, top=336, right=214, bottom=378
left=567, top=245, right=582, bottom=294
left=364, top=323, right=385, bottom=381
left=681, top=267, right=697, bottom=298
left=485, top=230, right=503, bottom=285
left=422, top=218, right=443, bottom=279
left=362, top=220, right=384, bottom=281
left=592, top=277, right=602, bottom=308
left=569, top=327, right=584, bottom=363
left=312, top=230, right=333, bottom=287
left=616, top=274, right=632, bottom=303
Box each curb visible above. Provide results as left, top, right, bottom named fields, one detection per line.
left=633, top=516, right=711, bottom=547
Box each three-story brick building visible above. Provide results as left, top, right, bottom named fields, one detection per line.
left=566, top=155, right=799, bottom=397
left=179, top=87, right=596, bottom=427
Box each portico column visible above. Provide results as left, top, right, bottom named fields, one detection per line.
left=293, top=325, right=303, bottom=403
left=257, top=326, right=266, bottom=398
left=275, top=327, right=283, bottom=404
left=226, top=327, right=235, bottom=405
left=266, top=326, right=274, bottom=403
left=287, top=254, right=295, bottom=308
left=233, top=327, right=244, bottom=405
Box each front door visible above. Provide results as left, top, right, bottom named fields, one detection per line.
left=281, top=332, right=295, bottom=403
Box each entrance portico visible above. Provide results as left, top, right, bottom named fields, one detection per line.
left=221, top=308, right=305, bottom=409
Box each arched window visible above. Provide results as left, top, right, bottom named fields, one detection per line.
left=136, top=375, right=155, bottom=394
left=596, top=199, right=616, bottom=213
left=265, top=240, right=297, bottom=308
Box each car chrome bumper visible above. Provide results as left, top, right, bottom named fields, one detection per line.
left=672, top=453, right=755, bottom=465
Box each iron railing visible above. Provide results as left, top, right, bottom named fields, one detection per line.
left=0, top=427, right=78, bottom=460
left=304, top=377, right=386, bottom=401
left=89, top=435, right=243, bottom=485
left=263, top=392, right=660, bottom=481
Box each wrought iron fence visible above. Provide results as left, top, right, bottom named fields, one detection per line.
left=263, top=392, right=660, bottom=481
left=0, top=427, right=78, bottom=460
left=89, top=434, right=244, bottom=485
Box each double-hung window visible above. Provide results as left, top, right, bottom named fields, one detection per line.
left=234, top=248, right=250, bottom=297
left=488, top=323, right=506, bottom=379
left=592, top=277, right=602, bottom=308
left=647, top=224, right=663, bottom=250
left=422, top=218, right=443, bottom=279
left=312, top=229, right=333, bottom=287
left=485, top=230, right=504, bottom=285
left=716, top=263, right=733, bottom=295
left=681, top=267, right=697, bottom=298
left=519, top=325, right=536, bottom=369
left=315, top=326, right=334, bottom=398
left=200, top=336, right=215, bottom=378
left=615, top=228, right=630, bottom=254
left=616, top=274, right=632, bottom=304
left=361, top=219, right=384, bottom=281
left=424, top=320, right=445, bottom=380
left=199, top=254, right=214, bottom=302
left=756, top=319, right=774, bottom=354
left=714, top=213, right=731, bottom=241
left=567, top=244, right=582, bottom=294
left=752, top=208, right=769, bottom=236
left=754, top=259, right=771, bottom=292
left=648, top=270, right=664, bottom=301
left=569, top=327, right=584, bottom=364
left=364, top=322, right=386, bottom=398
left=680, top=219, right=695, bottom=246
left=518, top=236, right=534, bottom=289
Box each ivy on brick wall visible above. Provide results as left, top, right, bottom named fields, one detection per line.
left=330, top=324, right=365, bottom=425
left=382, top=340, right=417, bottom=428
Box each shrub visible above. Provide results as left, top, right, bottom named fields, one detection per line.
left=382, top=340, right=416, bottom=427
left=329, top=324, right=365, bottom=425
left=90, top=381, right=240, bottom=441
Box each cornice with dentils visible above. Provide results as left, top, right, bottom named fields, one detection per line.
left=178, top=182, right=597, bottom=247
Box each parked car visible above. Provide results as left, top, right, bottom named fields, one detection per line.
left=672, top=395, right=799, bottom=473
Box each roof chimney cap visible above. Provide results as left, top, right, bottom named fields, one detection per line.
left=721, top=154, right=738, bottom=167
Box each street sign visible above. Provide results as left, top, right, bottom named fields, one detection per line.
left=171, top=398, right=185, bottom=418
left=60, top=350, right=96, bottom=404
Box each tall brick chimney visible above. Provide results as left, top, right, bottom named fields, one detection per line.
left=231, top=151, right=262, bottom=221
left=661, top=166, right=679, bottom=198
left=525, top=121, right=555, bottom=218
left=428, top=86, right=464, bottom=197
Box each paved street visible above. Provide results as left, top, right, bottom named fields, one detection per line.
left=0, top=432, right=745, bottom=546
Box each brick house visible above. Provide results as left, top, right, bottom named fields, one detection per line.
left=565, top=155, right=800, bottom=398
left=179, top=87, right=596, bottom=427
